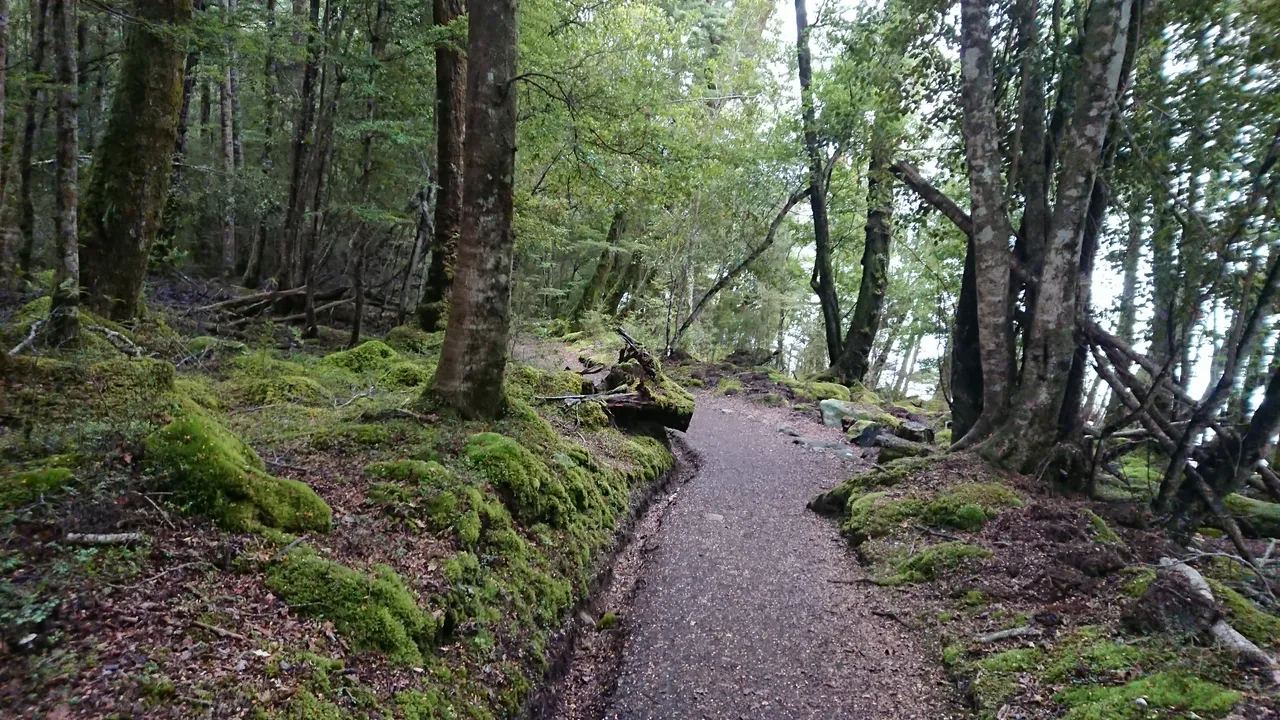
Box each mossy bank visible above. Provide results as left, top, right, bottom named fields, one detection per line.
left=1, top=301, right=686, bottom=719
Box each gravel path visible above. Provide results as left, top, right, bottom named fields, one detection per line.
left=604, top=394, right=959, bottom=720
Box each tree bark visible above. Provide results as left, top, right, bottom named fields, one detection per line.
left=985, top=0, right=1134, bottom=469
left=396, top=183, right=433, bottom=325
left=218, top=0, right=236, bottom=277
left=950, top=238, right=983, bottom=440
left=47, top=0, right=77, bottom=344
left=954, top=0, right=1014, bottom=446
left=241, top=0, right=277, bottom=289
left=794, top=0, right=841, bottom=365
left=416, top=0, right=465, bottom=331
left=16, top=0, right=49, bottom=276
left=79, top=0, right=193, bottom=320
left=431, top=0, right=517, bottom=419
left=157, top=6, right=200, bottom=254
left=832, top=145, right=893, bottom=383
left=277, top=0, right=322, bottom=291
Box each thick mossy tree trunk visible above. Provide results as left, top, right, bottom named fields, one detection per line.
left=79, top=0, right=193, bottom=320
left=431, top=0, right=517, bottom=420
left=571, top=208, right=625, bottom=328
left=416, top=0, right=465, bottom=332
left=832, top=145, right=893, bottom=384
left=47, top=0, right=77, bottom=344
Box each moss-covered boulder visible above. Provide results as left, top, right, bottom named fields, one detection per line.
left=384, top=325, right=445, bottom=355
left=145, top=412, right=332, bottom=533
left=820, top=399, right=901, bottom=429
left=321, top=340, right=400, bottom=374
left=237, top=375, right=332, bottom=405
left=266, top=550, right=437, bottom=665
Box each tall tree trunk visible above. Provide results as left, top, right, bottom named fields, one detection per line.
left=277, top=0, right=322, bottom=291
left=396, top=183, right=433, bottom=325
left=301, top=32, right=343, bottom=337
left=431, top=0, right=517, bottom=419
left=893, top=333, right=921, bottom=398
left=950, top=239, right=983, bottom=439
left=416, top=0, right=465, bottom=331
left=79, top=0, right=193, bottom=319
left=571, top=208, right=625, bottom=328
left=604, top=248, right=644, bottom=318
left=16, top=0, right=49, bottom=276
left=794, top=0, right=840, bottom=364
left=832, top=144, right=893, bottom=384
left=1102, top=198, right=1145, bottom=424
left=241, top=0, right=277, bottom=288
left=985, top=0, right=1135, bottom=470
left=349, top=0, right=388, bottom=347
left=218, top=0, right=235, bottom=277
left=158, top=4, right=200, bottom=255
left=228, top=0, right=242, bottom=170
left=953, top=0, right=1015, bottom=448
left=47, top=0, right=77, bottom=344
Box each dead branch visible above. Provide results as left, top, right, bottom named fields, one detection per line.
left=86, top=324, right=143, bottom=358
left=1162, top=558, right=1280, bottom=680
left=193, top=286, right=308, bottom=314
left=8, top=319, right=45, bottom=356
left=191, top=620, right=248, bottom=642
left=64, top=532, right=146, bottom=545
left=223, top=297, right=354, bottom=328
left=975, top=625, right=1041, bottom=643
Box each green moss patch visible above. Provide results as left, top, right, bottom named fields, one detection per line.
left=266, top=550, right=437, bottom=665
left=1207, top=579, right=1280, bottom=648
left=145, top=412, right=332, bottom=533
left=1, top=465, right=74, bottom=509
left=715, top=378, right=743, bottom=395
left=466, top=433, right=572, bottom=528
left=1056, top=671, right=1240, bottom=720
left=839, top=483, right=1022, bottom=544
left=808, top=456, right=942, bottom=515
left=880, top=542, right=991, bottom=585
left=237, top=375, right=332, bottom=405
left=384, top=326, right=444, bottom=355
left=791, top=380, right=851, bottom=403
left=380, top=362, right=433, bottom=388
left=1081, top=509, right=1123, bottom=546
left=321, top=340, right=400, bottom=374
left=1223, top=493, right=1280, bottom=538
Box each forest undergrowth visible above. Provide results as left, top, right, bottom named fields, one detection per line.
left=0, top=286, right=680, bottom=719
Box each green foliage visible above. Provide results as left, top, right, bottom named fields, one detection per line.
left=145, top=412, right=332, bottom=533
left=266, top=550, right=437, bottom=665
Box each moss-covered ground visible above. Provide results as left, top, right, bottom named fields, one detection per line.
left=0, top=297, right=682, bottom=718
left=809, top=450, right=1277, bottom=719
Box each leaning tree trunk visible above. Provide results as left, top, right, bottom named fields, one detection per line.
left=16, top=0, right=49, bottom=276
left=794, top=0, right=841, bottom=365
left=416, top=0, right=466, bottom=332
left=832, top=144, right=893, bottom=384
left=79, top=0, right=193, bottom=320
left=430, top=0, right=517, bottom=420
left=46, top=0, right=77, bottom=344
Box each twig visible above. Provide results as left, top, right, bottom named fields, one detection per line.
left=264, top=458, right=315, bottom=475
left=871, top=608, right=915, bottom=629
left=336, top=385, right=375, bottom=409
left=190, top=620, right=248, bottom=642
left=64, top=532, right=146, bottom=545
left=272, top=535, right=310, bottom=561
left=112, top=561, right=213, bottom=590
left=913, top=524, right=962, bottom=542
left=8, top=319, right=45, bottom=356
left=141, top=494, right=176, bottom=529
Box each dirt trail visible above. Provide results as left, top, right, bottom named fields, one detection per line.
left=603, top=393, right=960, bottom=719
